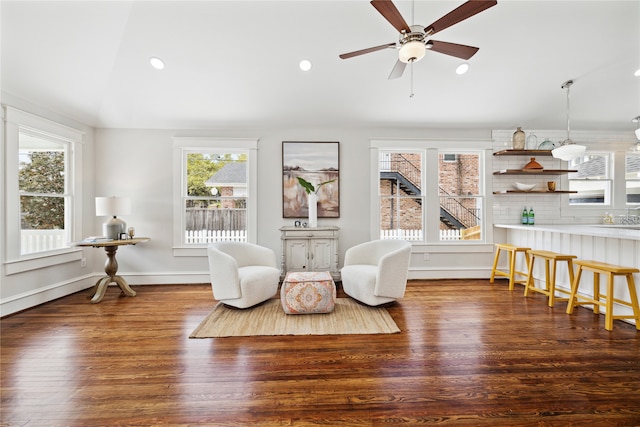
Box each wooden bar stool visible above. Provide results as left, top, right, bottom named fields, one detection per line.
left=524, top=250, right=576, bottom=307
left=566, top=260, right=640, bottom=331
left=490, top=243, right=531, bottom=290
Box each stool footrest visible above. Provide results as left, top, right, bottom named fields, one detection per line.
left=527, top=286, right=572, bottom=298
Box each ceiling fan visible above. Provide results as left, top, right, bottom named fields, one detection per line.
left=339, top=0, right=497, bottom=79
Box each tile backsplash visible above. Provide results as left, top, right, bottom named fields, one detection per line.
left=491, top=129, right=635, bottom=225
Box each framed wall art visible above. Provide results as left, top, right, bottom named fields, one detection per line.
left=282, top=141, right=340, bottom=219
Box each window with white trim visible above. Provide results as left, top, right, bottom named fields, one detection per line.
left=438, top=151, right=483, bottom=241
left=3, top=106, right=83, bottom=267
left=172, top=138, right=257, bottom=252
left=19, top=132, right=69, bottom=254
left=568, top=153, right=612, bottom=205
left=378, top=150, right=424, bottom=241
left=374, top=144, right=485, bottom=243
left=625, top=154, right=640, bottom=204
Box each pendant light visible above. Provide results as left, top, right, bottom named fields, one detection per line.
left=551, top=80, right=587, bottom=161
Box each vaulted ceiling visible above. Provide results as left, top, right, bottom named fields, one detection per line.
left=1, top=1, right=639, bottom=133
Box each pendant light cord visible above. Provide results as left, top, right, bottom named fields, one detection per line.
left=566, top=84, right=571, bottom=142
left=562, top=80, right=573, bottom=144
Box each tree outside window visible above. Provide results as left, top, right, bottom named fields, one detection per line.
left=18, top=135, right=68, bottom=254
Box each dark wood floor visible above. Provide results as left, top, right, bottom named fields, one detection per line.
left=1, top=279, right=639, bottom=426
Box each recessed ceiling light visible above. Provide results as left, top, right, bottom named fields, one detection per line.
left=635, top=68, right=640, bottom=77
left=150, top=57, right=165, bottom=70
left=299, top=59, right=312, bottom=71
left=456, top=62, right=469, bottom=75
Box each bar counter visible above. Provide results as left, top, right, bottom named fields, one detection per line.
left=494, top=223, right=639, bottom=326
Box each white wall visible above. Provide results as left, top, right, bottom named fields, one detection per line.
left=93, top=127, right=496, bottom=286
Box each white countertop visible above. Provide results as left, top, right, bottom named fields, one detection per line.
left=494, top=223, right=640, bottom=240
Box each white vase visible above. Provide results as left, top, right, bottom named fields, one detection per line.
left=307, top=193, right=318, bottom=228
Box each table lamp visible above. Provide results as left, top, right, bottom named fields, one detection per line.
left=96, top=196, right=131, bottom=239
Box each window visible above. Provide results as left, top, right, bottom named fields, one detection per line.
left=184, top=152, right=247, bottom=243
left=19, top=132, right=69, bottom=254
left=568, top=153, right=611, bottom=205
left=438, top=152, right=483, bottom=241
left=375, top=143, right=485, bottom=243
left=172, top=138, right=257, bottom=254
left=625, top=154, right=640, bottom=204
left=378, top=151, right=424, bottom=241
left=3, top=106, right=83, bottom=271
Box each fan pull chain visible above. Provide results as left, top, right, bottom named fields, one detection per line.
left=409, top=62, right=415, bottom=98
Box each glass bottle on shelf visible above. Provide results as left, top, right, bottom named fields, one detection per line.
left=512, top=127, right=526, bottom=150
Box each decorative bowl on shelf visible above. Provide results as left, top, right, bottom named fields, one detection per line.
left=515, top=182, right=536, bottom=191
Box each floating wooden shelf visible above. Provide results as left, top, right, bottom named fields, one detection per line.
left=493, top=190, right=577, bottom=194
left=493, top=149, right=553, bottom=156
left=493, top=169, right=577, bottom=175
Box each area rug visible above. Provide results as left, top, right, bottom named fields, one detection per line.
left=189, top=298, right=400, bottom=338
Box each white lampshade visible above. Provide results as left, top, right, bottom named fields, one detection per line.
left=635, top=128, right=640, bottom=140
left=96, top=196, right=131, bottom=217
left=399, top=41, right=426, bottom=63
left=551, top=143, right=586, bottom=161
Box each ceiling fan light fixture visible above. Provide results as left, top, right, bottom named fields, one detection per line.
left=399, top=41, right=426, bottom=64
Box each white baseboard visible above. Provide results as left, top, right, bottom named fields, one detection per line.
left=0, top=271, right=212, bottom=317
left=0, top=274, right=95, bottom=316
left=408, top=267, right=492, bottom=280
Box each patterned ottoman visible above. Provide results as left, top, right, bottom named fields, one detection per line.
left=280, top=271, right=336, bottom=314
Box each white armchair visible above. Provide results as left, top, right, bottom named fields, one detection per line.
left=207, top=241, right=280, bottom=309
left=341, top=239, right=412, bottom=306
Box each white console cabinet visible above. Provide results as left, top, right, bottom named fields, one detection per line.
left=279, top=226, right=339, bottom=279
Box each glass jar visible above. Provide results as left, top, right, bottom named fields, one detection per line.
left=512, top=127, right=526, bottom=150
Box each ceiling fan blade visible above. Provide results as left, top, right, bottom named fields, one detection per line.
left=388, top=60, right=407, bottom=79
left=425, top=0, right=497, bottom=35
left=428, top=40, right=479, bottom=60
left=371, top=0, right=411, bottom=33
left=339, top=43, right=396, bottom=59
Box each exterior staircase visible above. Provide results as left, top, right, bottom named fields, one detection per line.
left=380, top=155, right=479, bottom=230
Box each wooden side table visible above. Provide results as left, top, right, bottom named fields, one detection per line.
left=73, top=237, right=150, bottom=303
